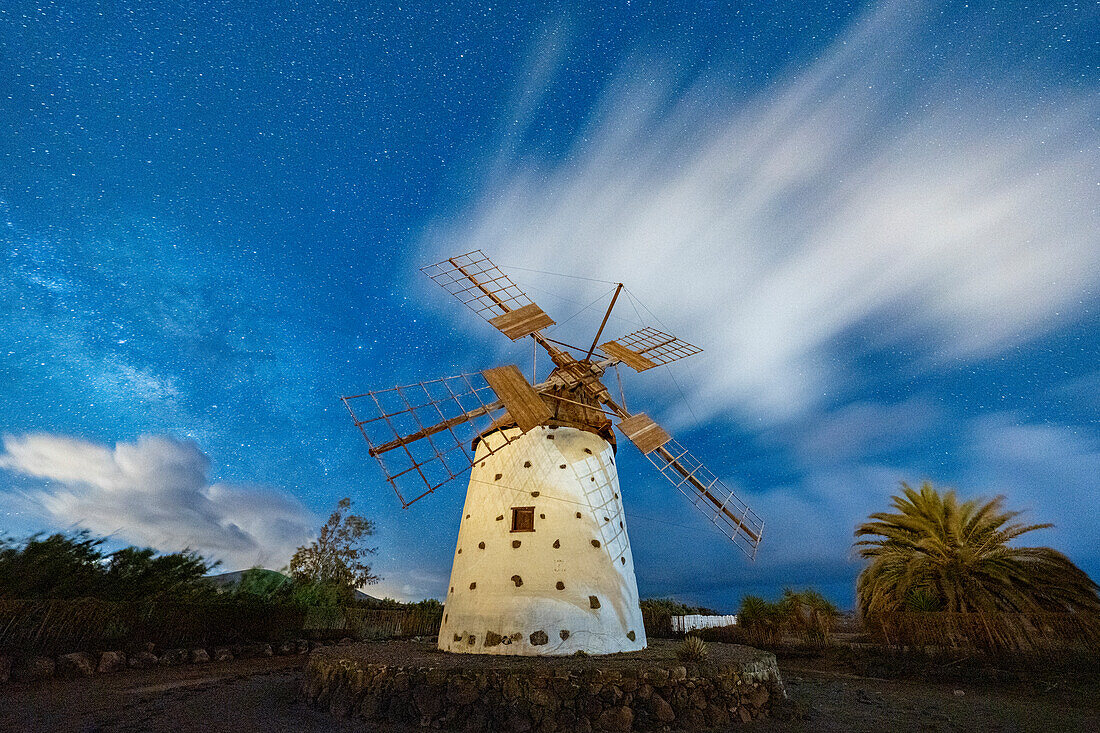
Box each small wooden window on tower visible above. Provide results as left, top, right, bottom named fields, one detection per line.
left=511, top=506, right=535, bottom=533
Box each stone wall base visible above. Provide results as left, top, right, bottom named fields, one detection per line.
left=302, top=639, right=785, bottom=731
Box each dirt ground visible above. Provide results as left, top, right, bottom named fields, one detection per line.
left=758, top=657, right=1100, bottom=733
left=2, top=650, right=1098, bottom=732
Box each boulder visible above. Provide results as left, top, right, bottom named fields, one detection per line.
left=58, top=652, right=96, bottom=677
left=650, top=693, right=675, bottom=723
left=595, top=706, right=633, bottom=732
left=128, top=651, right=159, bottom=669
left=238, top=642, right=273, bottom=658
left=159, top=648, right=188, bottom=667
left=191, top=648, right=210, bottom=664
left=96, top=651, right=127, bottom=674
left=213, top=647, right=234, bottom=662
left=746, top=686, right=769, bottom=708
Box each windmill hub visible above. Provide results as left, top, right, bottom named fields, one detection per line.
left=341, top=251, right=764, bottom=656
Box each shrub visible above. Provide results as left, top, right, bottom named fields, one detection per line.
left=677, top=635, right=708, bottom=663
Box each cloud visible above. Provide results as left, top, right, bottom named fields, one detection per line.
left=784, top=397, right=941, bottom=468
left=0, top=433, right=316, bottom=570
left=424, top=1, right=1099, bottom=426
left=961, top=415, right=1100, bottom=565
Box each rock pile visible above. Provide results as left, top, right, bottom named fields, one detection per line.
left=1, top=638, right=315, bottom=684
left=303, top=640, right=785, bottom=731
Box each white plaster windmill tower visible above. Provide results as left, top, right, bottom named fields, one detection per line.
left=341, top=252, right=763, bottom=656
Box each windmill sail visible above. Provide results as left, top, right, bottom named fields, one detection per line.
left=616, top=415, right=763, bottom=559
left=600, top=327, right=702, bottom=372
left=342, top=367, right=547, bottom=508
left=421, top=250, right=555, bottom=340
left=345, top=250, right=765, bottom=563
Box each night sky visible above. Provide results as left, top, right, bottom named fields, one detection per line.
left=1, top=1, right=1097, bottom=610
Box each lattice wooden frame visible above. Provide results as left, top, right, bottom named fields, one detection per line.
left=643, top=438, right=763, bottom=559
left=421, top=250, right=536, bottom=322
left=601, top=327, right=702, bottom=369
left=341, top=372, right=521, bottom=508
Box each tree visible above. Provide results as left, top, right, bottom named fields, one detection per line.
left=290, top=497, right=379, bottom=601
left=0, top=531, right=216, bottom=601
left=854, top=481, right=1100, bottom=617
left=103, top=546, right=215, bottom=601
left=0, top=531, right=105, bottom=599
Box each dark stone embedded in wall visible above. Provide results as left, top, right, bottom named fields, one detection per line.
left=553, top=539, right=560, bottom=549
left=465, top=514, right=470, bottom=519
left=575, top=512, right=582, bottom=519
left=453, top=633, right=462, bottom=642
left=485, top=632, right=502, bottom=647
left=530, top=630, right=548, bottom=645
left=556, top=581, right=565, bottom=590
left=584, top=448, right=592, bottom=454
left=494, top=473, right=502, bottom=481
left=469, top=582, right=477, bottom=590
left=559, top=464, right=567, bottom=469
left=589, top=596, right=601, bottom=609
left=559, top=629, right=570, bottom=640
left=458, top=549, right=462, bottom=554
left=478, top=542, right=485, bottom=549
left=512, top=540, right=521, bottom=548
left=603, top=516, right=609, bottom=522
left=496, top=515, right=504, bottom=521
left=540, top=513, right=545, bottom=519
left=511, top=575, right=523, bottom=587
left=531, top=491, right=540, bottom=497
left=547, top=434, right=555, bottom=440
left=450, top=587, right=454, bottom=593
left=591, top=540, right=601, bottom=548
left=524, top=461, right=531, bottom=468
left=627, top=631, right=636, bottom=641
left=621, top=557, right=626, bottom=565
left=467, top=635, right=476, bottom=646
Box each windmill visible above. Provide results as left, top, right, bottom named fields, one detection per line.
left=341, top=251, right=763, bottom=656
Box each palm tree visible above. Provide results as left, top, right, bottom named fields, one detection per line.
left=854, top=482, right=1100, bottom=618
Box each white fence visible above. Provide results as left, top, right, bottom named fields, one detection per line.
left=672, top=614, right=738, bottom=633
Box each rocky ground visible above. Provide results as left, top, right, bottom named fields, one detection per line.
left=1, top=647, right=1097, bottom=732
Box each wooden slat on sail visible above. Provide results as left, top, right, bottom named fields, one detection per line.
left=599, top=341, right=658, bottom=372
left=482, top=364, right=553, bottom=431
left=488, top=303, right=555, bottom=340
left=616, top=413, right=671, bottom=453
